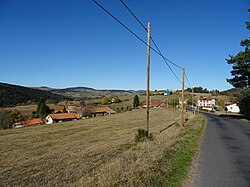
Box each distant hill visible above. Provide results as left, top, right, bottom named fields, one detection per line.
left=34, top=86, right=136, bottom=99
left=0, top=83, right=71, bottom=107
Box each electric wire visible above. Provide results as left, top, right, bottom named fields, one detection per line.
left=119, top=0, right=182, bottom=70
left=93, top=0, right=191, bottom=87
left=92, top=0, right=181, bottom=71
left=119, top=0, right=182, bottom=85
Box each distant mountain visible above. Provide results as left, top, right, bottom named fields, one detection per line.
left=50, top=87, right=133, bottom=99
left=0, top=83, right=71, bottom=107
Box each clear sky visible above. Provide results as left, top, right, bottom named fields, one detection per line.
left=0, top=0, right=249, bottom=91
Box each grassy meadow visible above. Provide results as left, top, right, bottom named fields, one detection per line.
left=0, top=108, right=205, bottom=186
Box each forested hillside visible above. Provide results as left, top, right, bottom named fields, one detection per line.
left=0, top=83, right=70, bottom=107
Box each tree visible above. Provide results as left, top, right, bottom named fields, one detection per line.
left=0, top=109, right=12, bottom=129
left=36, top=98, right=51, bottom=118
left=109, top=96, right=121, bottom=103
left=62, top=106, right=67, bottom=113
left=226, top=9, right=250, bottom=88
left=133, top=95, right=140, bottom=107
left=80, top=100, right=85, bottom=108
left=82, top=105, right=93, bottom=117
left=236, top=88, right=250, bottom=117
left=10, top=109, right=23, bottom=123
left=225, top=9, right=250, bottom=118
left=99, top=97, right=109, bottom=105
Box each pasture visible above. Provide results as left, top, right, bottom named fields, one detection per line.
left=0, top=108, right=204, bottom=186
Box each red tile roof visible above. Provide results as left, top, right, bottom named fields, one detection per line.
left=25, top=118, right=44, bottom=126
left=51, top=106, right=65, bottom=111
left=92, top=107, right=116, bottom=114
left=144, top=101, right=163, bottom=107
left=48, top=113, right=80, bottom=120
left=202, top=106, right=213, bottom=108
left=199, top=98, right=214, bottom=101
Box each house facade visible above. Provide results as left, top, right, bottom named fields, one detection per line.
left=226, top=104, right=240, bottom=113
left=45, top=113, right=80, bottom=124
left=197, top=98, right=216, bottom=107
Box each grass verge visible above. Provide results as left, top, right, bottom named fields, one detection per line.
left=145, top=117, right=206, bottom=187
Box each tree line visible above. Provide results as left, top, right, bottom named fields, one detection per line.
left=0, top=82, right=71, bottom=107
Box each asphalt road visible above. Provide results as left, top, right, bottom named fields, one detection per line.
left=192, top=113, right=250, bottom=187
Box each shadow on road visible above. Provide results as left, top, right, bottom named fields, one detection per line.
left=219, top=114, right=250, bottom=121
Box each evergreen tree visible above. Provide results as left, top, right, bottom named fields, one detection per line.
left=133, top=95, right=140, bottom=107
left=226, top=9, right=250, bottom=88
left=36, top=98, right=51, bottom=118
left=226, top=8, right=250, bottom=118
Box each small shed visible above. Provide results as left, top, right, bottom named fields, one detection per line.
left=164, top=91, right=172, bottom=95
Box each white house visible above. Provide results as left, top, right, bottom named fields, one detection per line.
left=197, top=98, right=216, bottom=107
left=226, top=104, right=240, bottom=113
left=202, top=106, right=215, bottom=112
left=45, top=113, right=80, bottom=124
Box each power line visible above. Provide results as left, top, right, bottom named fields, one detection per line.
left=119, top=0, right=195, bottom=88
left=92, top=0, right=181, bottom=70
left=119, top=0, right=182, bottom=85
left=185, top=73, right=192, bottom=88
left=119, top=0, right=182, bottom=70
left=93, top=0, right=189, bottom=87
left=119, top=0, right=147, bottom=32
left=92, top=0, right=148, bottom=48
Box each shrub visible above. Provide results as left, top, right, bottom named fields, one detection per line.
left=0, top=109, right=12, bottom=129
left=135, top=128, right=153, bottom=142
left=236, top=88, right=250, bottom=117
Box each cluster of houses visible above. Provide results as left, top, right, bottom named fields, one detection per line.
left=13, top=104, right=116, bottom=128
left=13, top=97, right=240, bottom=128
left=196, top=98, right=240, bottom=113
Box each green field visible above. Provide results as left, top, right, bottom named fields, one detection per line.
left=0, top=108, right=204, bottom=186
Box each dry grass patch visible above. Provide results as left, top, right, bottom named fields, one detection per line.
left=0, top=109, right=201, bottom=186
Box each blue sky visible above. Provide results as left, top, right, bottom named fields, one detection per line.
left=0, top=0, right=249, bottom=91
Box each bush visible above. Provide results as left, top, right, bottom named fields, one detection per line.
left=135, top=128, right=153, bottom=142
left=237, top=88, right=250, bottom=117
left=0, top=109, right=12, bottom=129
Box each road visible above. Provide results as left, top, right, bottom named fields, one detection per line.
left=192, top=113, right=250, bottom=187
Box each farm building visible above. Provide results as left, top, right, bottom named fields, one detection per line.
left=143, top=101, right=163, bottom=108
left=13, top=118, right=45, bottom=128
left=225, top=104, right=240, bottom=113
left=45, top=113, right=80, bottom=124
left=24, top=118, right=45, bottom=126
left=164, top=91, right=172, bottom=95
left=91, top=107, right=116, bottom=116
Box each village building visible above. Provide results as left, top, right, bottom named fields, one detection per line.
left=50, top=106, right=65, bottom=113
left=143, top=101, right=163, bottom=108
left=13, top=118, right=44, bottom=128
left=202, top=106, right=215, bottom=112
left=225, top=103, right=240, bottom=113
left=45, top=113, right=80, bottom=124
left=197, top=98, right=216, bottom=107
left=91, top=107, right=116, bottom=117
left=24, top=118, right=45, bottom=126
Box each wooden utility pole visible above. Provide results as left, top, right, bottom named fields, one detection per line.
left=181, top=67, right=185, bottom=127
left=146, top=22, right=151, bottom=132
left=192, top=88, right=194, bottom=113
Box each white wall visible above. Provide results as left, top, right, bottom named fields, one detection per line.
left=226, top=104, right=240, bottom=113
left=45, top=116, right=53, bottom=124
